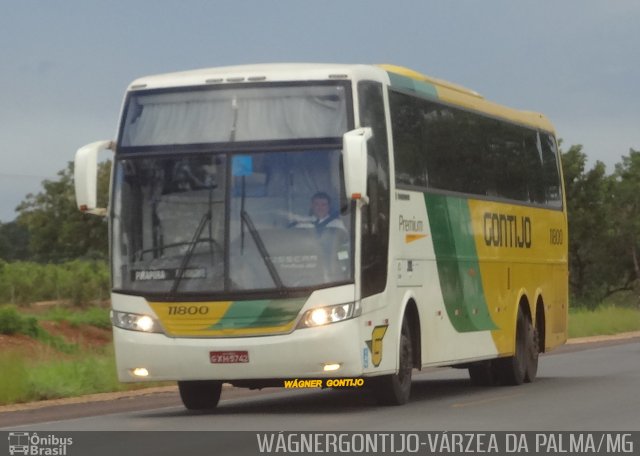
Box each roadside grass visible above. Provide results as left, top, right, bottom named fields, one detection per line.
left=0, top=345, right=170, bottom=406
left=0, top=305, right=169, bottom=405
left=568, top=305, right=640, bottom=338
left=38, top=306, right=111, bottom=330
left=0, top=352, right=30, bottom=404
left=22, top=347, right=122, bottom=400
left=0, top=347, right=120, bottom=404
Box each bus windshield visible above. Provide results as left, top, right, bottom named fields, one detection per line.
left=112, top=148, right=353, bottom=296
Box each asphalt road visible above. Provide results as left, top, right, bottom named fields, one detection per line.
left=2, top=338, right=639, bottom=433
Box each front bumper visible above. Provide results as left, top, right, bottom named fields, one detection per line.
left=113, top=317, right=363, bottom=382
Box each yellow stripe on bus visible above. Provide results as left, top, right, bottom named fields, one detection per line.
left=467, top=199, right=568, bottom=354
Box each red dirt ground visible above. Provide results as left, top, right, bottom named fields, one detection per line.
left=0, top=333, right=47, bottom=357
left=40, top=320, right=112, bottom=348
left=0, top=320, right=112, bottom=357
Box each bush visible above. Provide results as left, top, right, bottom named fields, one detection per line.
left=0, top=260, right=110, bottom=306
left=0, top=305, right=39, bottom=337
left=44, top=306, right=111, bottom=330
left=0, top=305, right=77, bottom=353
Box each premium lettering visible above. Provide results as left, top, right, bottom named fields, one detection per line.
left=399, top=215, right=424, bottom=232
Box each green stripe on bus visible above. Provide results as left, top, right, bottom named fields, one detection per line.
left=207, top=298, right=306, bottom=330
left=424, top=194, right=497, bottom=332
left=387, top=72, right=438, bottom=99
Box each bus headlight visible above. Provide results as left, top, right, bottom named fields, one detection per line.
left=111, top=310, right=164, bottom=333
left=298, top=303, right=358, bottom=328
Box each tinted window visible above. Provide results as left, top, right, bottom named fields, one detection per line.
left=389, top=93, right=428, bottom=187
left=540, top=133, right=563, bottom=207
left=358, top=81, right=390, bottom=297
left=390, top=90, right=561, bottom=207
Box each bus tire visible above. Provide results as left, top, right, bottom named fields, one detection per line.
left=178, top=380, right=222, bottom=410
left=524, top=319, right=539, bottom=383
left=373, top=319, right=413, bottom=405
left=496, top=310, right=534, bottom=386
left=468, top=361, right=499, bottom=386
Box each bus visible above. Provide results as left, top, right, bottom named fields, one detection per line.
left=74, top=63, right=568, bottom=409
left=8, top=432, right=29, bottom=455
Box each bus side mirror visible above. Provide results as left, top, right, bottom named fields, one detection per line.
left=74, top=140, right=114, bottom=216
left=342, top=128, right=371, bottom=202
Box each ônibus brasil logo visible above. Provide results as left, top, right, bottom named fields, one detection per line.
left=8, top=432, right=73, bottom=456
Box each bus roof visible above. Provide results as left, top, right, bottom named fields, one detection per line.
left=379, top=64, right=555, bottom=133
left=127, top=63, right=387, bottom=90
left=127, top=63, right=555, bottom=133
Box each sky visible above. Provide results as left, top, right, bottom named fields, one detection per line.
left=1, top=0, right=638, bottom=222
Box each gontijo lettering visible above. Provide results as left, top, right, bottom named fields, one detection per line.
left=283, top=378, right=365, bottom=388
left=483, top=212, right=532, bottom=248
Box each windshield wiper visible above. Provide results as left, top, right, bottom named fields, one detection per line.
left=241, top=210, right=284, bottom=289
left=170, top=210, right=211, bottom=294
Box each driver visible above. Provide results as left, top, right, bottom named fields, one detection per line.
left=288, top=192, right=346, bottom=235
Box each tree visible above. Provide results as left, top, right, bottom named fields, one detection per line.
left=0, top=221, right=30, bottom=261
left=611, top=149, right=640, bottom=293
left=561, top=145, right=618, bottom=305
left=561, top=144, right=640, bottom=306
left=16, top=161, right=111, bottom=262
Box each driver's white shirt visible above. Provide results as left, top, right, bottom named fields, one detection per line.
left=291, top=214, right=346, bottom=232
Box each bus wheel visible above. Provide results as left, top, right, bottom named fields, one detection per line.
left=374, top=319, right=413, bottom=405
left=496, top=310, right=535, bottom=386
left=178, top=380, right=222, bottom=410
left=524, top=319, right=539, bottom=383
left=468, top=361, right=499, bottom=386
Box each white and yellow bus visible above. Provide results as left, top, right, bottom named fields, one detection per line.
left=75, top=63, right=568, bottom=409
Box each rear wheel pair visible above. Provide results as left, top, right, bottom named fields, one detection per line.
left=468, top=310, right=538, bottom=386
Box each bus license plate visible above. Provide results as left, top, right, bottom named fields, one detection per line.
left=210, top=351, right=249, bottom=364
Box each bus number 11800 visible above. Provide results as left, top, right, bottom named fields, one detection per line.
left=550, top=228, right=564, bottom=245
left=168, top=305, right=210, bottom=316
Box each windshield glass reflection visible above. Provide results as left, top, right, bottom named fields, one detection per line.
left=112, top=149, right=353, bottom=296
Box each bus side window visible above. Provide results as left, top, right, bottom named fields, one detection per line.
left=358, top=81, right=390, bottom=298
left=540, top=133, right=563, bottom=207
